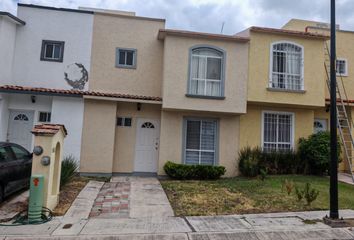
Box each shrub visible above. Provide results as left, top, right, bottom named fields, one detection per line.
left=282, top=179, right=294, bottom=195
left=303, top=183, right=319, bottom=206
left=295, top=186, right=305, bottom=202
left=298, top=131, right=341, bottom=175
left=238, top=147, right=262, bottom=177
left=163, top=161, right=226, bottom=180
left=238, top=147, right=304, bottom=177
left=60, top=155, right=78, bottom=188
left=259, top=169, right=267, bottom=181
left=260, top=150, right=302, bottom=175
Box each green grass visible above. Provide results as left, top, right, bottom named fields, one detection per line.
left=160, top=175, right=354, bottom=216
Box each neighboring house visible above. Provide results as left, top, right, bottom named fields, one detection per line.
left=79, top=10, right=249, bottom=177
left=282, top=19, right=354, bottom=172
left=0, top=4, right=94, bottom=163
left=236, top=27, right=327, bottom=156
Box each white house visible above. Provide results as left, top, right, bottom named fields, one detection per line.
left=0, top=4, right=94, bottom=164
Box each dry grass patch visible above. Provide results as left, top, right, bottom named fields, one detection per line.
left=161, top=175, right=354, bottom=216
left=53, top=176, right=89, bottom=216
left=53, top=176, right=108, bottom=216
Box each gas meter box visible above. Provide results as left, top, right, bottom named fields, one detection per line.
left=28, top=175, right=44, bottom=223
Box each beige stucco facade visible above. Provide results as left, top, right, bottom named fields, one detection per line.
left=89, top=12, right=165, bottom=98
left=161, top=35, right=248, bottom=114
left=113, top=102, right=161, bottom=173
left=80, top=99, right=117, bottom=174
left=158, top=110, right=240, bottom=177
left=79, top=11, right=353, bottom=177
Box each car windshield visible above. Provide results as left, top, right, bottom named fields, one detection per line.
left=0, top=147, right=12, bottom=162
left=11, top=146, right=29, bottom=160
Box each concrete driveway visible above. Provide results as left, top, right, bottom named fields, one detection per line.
left=89, top=176, right=174, bottom=219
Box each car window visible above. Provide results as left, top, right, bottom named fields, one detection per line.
left=11, top=146, right=29, bottom=160
left=0, top=147, right=14, bottom=162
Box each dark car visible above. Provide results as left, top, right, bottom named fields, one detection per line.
left=0, top=142, right=32, bottom=202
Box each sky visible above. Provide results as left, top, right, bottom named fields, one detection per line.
left=1, top=0, right=354, bottom=35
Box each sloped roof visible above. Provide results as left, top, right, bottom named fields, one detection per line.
left=0, top=85, right=162, bottom=102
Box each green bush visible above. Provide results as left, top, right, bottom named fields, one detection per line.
left=298, top=131, right=341, bottom=175
left=163, top=161, right=226, bottom=180
left=60, top=155, right=78, bottom=188
left=303, top=183, right=320, bottom=206
left=238, top=147, right=304, bottom=177
left=260, top=150, right=302, bottom=174
left=238, top=146, right=261, bottom=177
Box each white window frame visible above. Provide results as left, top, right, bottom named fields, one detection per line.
left=116, top=48, right=137, bottom=69
left=117, top=117, right=132, bottom=127
left=269, top=41, right=304, bottom=91
left=187, top=45, right=226, bottom=98
left=183, top=118, right=219, bottom=165
left=314, top=118, right=327, bottom=134
left=40, top=40, right=65, bottom=62
left=38, top=111, right=51, bottom=123
left=336, top=58, right=348, bottom=77
left=261, top=111, right=295, bottom=151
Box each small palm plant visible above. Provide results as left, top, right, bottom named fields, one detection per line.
left=60, top=155, right=78, bottom=188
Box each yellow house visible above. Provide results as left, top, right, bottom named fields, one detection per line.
left=283, top=19, right=354, bottom=172
left=79, top=9, right=353, bottom=177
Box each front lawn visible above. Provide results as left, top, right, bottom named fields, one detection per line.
left=161, top=175, right=354, bottom=216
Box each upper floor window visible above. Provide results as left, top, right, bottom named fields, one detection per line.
left=40, top=40, right=65, bottom=62
left=188, top=47, right=225, bottom=98
left=116, top=48, right=137, bottom=69
left=336, top=59, right=348, bottom=76
left=270, top=42, right=304, bottom=91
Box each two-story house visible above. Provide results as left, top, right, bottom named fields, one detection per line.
left=282, top=19, right=354, bottom=172
left=79, top=10, right=249, bottom=177
left=236, top=27, right=328, bottom=155
left=0, top=4, right=94, bottom=162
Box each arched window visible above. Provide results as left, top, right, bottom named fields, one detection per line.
left=141, top=122, right=155, bottom=128
left=14, top=114, right=29, bottom=121
left=188, top=46, right=225, bottom=97
left=270, top=42, right=304, bottom=91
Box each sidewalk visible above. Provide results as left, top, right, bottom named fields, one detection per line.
left=0, top=178, right=354, bottom=239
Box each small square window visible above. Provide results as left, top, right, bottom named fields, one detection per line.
left=41, top=40, right=65, bottom=62
left=117, top=117, right=132, bottom=127
left=39, top=112, right=51, bottom=122
left=116, top=48, right=136, bottom=69
left=336, top=59, right=348, bottom=76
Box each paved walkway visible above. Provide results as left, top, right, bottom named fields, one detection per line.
left=339, top=172, right=354, bottom=185
left=1, top=177, right=354, bottom=239
left=0, top=191, right=28, bottom=222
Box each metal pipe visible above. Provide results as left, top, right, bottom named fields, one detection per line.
left=330, top=0, right=339, bottom=219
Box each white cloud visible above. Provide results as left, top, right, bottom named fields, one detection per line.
left=1, top=0, right=354, bottom=34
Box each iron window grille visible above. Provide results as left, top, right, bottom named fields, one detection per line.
left=270, top=42, right=304, bottom=91
left=262, top=112, right=294, bottom=152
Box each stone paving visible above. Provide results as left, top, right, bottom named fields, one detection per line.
left=0, top=191, right=28, bottom=222
left=339, top=172, right=354, bottom=186
left=89, top=181, right=130, bottom=218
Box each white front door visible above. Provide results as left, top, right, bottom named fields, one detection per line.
left=134, top=118, right=160, bottom=173
left=7, top=110, right=34, bottom=151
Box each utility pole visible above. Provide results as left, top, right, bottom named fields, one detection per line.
left=329, top=0, right=339, bottom=219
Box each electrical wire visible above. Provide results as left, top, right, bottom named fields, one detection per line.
left=0, top=207, right=53, bottom=226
